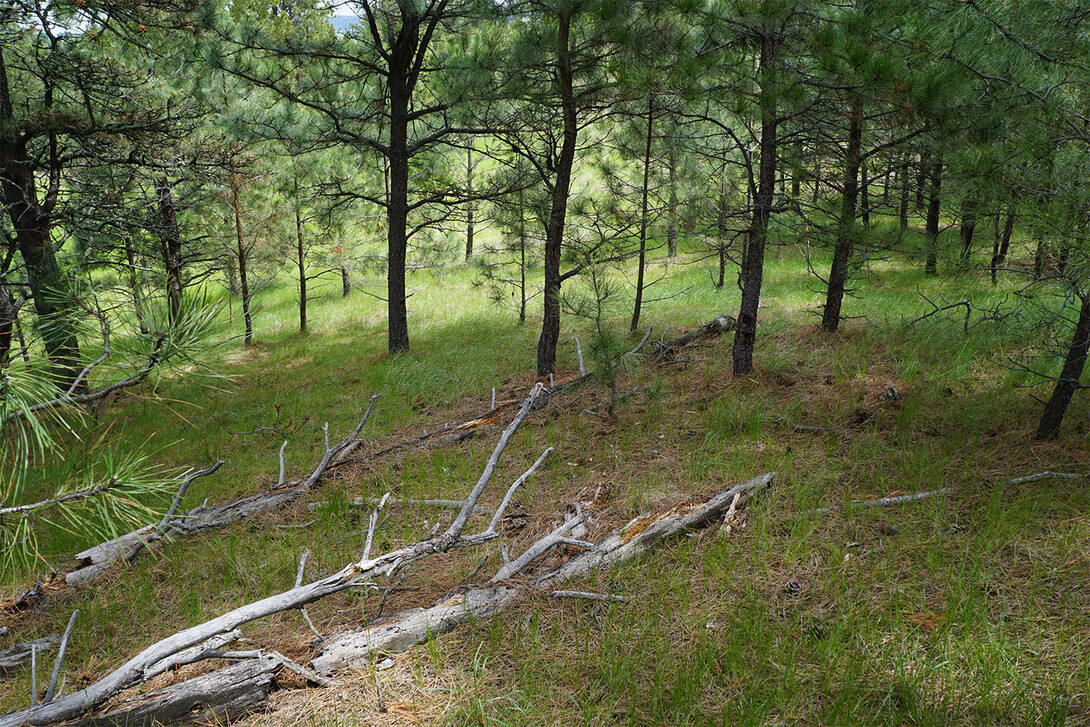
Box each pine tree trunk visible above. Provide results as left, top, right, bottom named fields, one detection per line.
left=230, top=172, right=253, bottom=346
left=386, top=15, right=416, bottom=354
left=537, top=12, right=577, bottom=376
left=667, top=145, right=678, bottom=258
left=860, top=156, right=870, bottom=227
left=296, top=207, right=307, bottom=333
left=1036, top=294, right=1090, bottom=440
left=123, top=234, right=149, bottom=334
left=899, top=157, right=911, bottom=231
left=924, top=157, right=943, bottom=276
left=0, top=281, right=14, bottom=369
left=341, top=267, right=351, bottom=297
left=959, top=199, right=977, bottom=266
left=465, top=139, right=475, bottom=261
left=732, top=24, right=777, bottom=378
left=990, top=208, right=1014, bottom=285
left=1, top=48, right=82, bottom=389
left=631, top=93, right=654, bottom=333
left=156, top=177, right=184, bottom=323
left=822, top=100, right=862, bottom=333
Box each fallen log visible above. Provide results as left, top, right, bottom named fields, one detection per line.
left=75, top=654, right=281, bottom=727
left=0, top=386, right=545, bottom=727
left=0, top=637, right=57, bottom=673
left=647, top=314, right=736, bottom=361
left=311, top=471, right=774, bottom=676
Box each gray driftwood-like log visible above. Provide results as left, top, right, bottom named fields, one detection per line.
left=0, top=386, right=544, bottom=727
left=0, top=637, right=57, bottom=673
left=74, top=654, right=281, bottom=727
left=310, top=471, right=774, bottom=676
left=10, top=399, right=380, bottom=598
left=648, top=314, right=736, bottom=361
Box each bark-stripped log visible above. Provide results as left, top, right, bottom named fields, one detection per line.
left=311, top=472, right=774, bottom=675
left=74, top=655, right=281, bottom=727
left=0, top=387, right=544, bottom=727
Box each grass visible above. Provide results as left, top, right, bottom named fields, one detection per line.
left=2, top=219, right=1089, bottom=725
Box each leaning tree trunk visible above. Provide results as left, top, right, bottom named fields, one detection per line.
left=230, top=172, right=254, bottom=345
left=821, top=100, right=862, bottom=333
left=1036, top=293, right=1090, bottom=440
left=156, top=178, right=185, bottom=323
left=924, top=156, right=943, bottom=276
left=732, top=24, right=777, bottom=378
left=537, top=12, right=577, bottom=377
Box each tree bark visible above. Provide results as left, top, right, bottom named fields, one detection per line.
left=387, top=48, right=412, bottom=353
left=537, top=12, right=577, bottom=376
left=230, top=172, right=253, bottom=345
left=667, top=144, right=678, bottom=258
left=990, top=208, right=1015, bottom=285
left=0, top=47, right=82, bottom=389
left=1035, top=294, right=1090, bottom=441
left=465, top=139, right=475, bottom=261
left=732, top=24, right=777, bottom=378
left=959, top=198, right=977, bottom=266
left=924, top=156, right=942, bottom=276
left=156, top=178, right=184, bottom=323
left=821, top=100, right=862, bottom=333
left=295, top=207, right=307, bottom=333
left=631, top=93, right=655, bottom=333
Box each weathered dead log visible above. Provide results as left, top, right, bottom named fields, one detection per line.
left=648, top=314, right=736, bottom=361
left=0, top=386, right=544, bottom=727
left=311, top=472, right=774, bottom=675
left=75, top=654, right=282, bottom=727
left=0, top=637, right=57, bottom=673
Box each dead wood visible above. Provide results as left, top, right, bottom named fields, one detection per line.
left=0, top=386, right=544, bottom=727
left=0, top=637, right=57, bottom=673
left=74, top=654, right=282, bottom=727
left=647, top=314, right=736, bottom=361
left=311, top=472, right=774, bottom=675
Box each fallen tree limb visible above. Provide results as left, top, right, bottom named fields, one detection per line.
left=74, top=653, right=282, bottom=727
left=0, top=386, right=544, bottom=727
left=310, top=471, right=774, bottom=676
left=808, top=488, right=955, bottom=515
left=647, top=314, right=736, bottom=361
left=0, top=637, right=57, bottom=673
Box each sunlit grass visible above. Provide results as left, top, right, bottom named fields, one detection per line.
left=3, top=219, right=1089, bottom=725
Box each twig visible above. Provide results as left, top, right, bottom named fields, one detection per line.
left=811, top=488, right=954, bottom=514
left=551, top=590, right=627, bottom=603
left=1007, top=471, right=1083, bottom=485
left=42, top=611, right=78, bottom=705
left=30, top=645, right=37, bottom=708
left=768, top=416, right=835, bottom=434
left=275, top=520, right=318, bottom=530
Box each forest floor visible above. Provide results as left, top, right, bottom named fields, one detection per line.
left=3, top=238, right=1090, bottom=726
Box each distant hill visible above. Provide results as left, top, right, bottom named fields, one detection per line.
left=329, top=15, right=357, bottom=33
